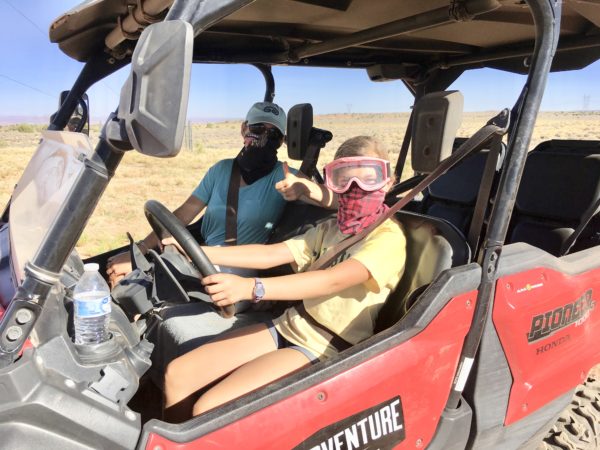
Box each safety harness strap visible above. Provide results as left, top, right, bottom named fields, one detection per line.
left=225, top=159, right=241, bottom=246
left=308, top=112, right=509, bottom=272
left=295, top=303, right=353, bottom=352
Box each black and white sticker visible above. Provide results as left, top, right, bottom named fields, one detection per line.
left=294, top=397, right=405, bottom=450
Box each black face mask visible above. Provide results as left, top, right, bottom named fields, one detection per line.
left=235, top=135, right=281, bottom=184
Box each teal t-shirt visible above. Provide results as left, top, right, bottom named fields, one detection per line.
left=192, top=159, right=295, bottom=246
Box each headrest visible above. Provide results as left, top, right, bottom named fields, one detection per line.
left=411, top=91, right=464, bottom=173
left=530, top=139, right=600, bottom=156
left=286, top=103, right=313, bottom=161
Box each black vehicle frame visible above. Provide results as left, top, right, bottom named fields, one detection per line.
left=1, top=1, right=599, bottom=449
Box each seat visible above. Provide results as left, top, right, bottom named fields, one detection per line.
left=508, top=150, right=600, bottom=255
left=375, top=91, right=472, bottom=331
left=375, top=211, right=470, bottom=332
left=420, top=141, right=504, bottom=236
left=530, top=139, right=600, bottom=156
left=397, top=92, right=504, bottom=254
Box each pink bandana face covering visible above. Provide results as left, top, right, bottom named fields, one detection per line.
left=337, top=183, right=389, bottom=235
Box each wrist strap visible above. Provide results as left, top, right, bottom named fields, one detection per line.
left=252, top=277, right=264, bottom=303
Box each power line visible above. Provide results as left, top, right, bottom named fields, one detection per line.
left=102, top=83, right=120, bottom=97
left=2, top=0, right=121, bottom=105
left=0, top=0, right=60, bottom=101
left=0, top=73, right=54, bottom=98
left=2, top=0, right=47, bottom=37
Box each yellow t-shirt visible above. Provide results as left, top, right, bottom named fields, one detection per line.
left=273, top=218, right=406, bottom=360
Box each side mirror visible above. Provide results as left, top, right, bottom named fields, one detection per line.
left=286, top=103, right=313, bottom=161
left=57, top=91, right=90, bottom=135
left=411, top=91, right=464, bottom=173
left=366, top=64, right=420, bottom=83
left=118, top=20, right=193, bottom=158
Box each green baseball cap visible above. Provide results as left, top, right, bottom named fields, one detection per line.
left=246, top=102, right=286, bottom=135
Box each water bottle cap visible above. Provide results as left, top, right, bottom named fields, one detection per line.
left=83, top=263, right=100, bottom=272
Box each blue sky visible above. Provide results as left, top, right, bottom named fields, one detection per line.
left=1, top=0, right=599, bottom=123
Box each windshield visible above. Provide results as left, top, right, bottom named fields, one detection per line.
left=9, top=131, right=93, bottom=283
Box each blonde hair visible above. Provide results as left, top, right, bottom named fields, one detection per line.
left=334, top=136, right=389, bottom=160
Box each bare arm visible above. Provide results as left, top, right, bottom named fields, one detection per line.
left=275, top=170, right=338, bottom=209
left=297, top=176, right=339, bottom=209
left=106, top=195, right=206, bottom=287
left=201, top=242, right=295, bottom=270
left=140, top=195, right=206, bottom=251
left=202, top=258, right=371, bottom=306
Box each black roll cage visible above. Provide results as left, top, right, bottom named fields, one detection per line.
left=0, top=0, right=560, bottom=391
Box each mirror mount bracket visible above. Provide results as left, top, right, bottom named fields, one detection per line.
left=102, top=113, right=134, bottom=152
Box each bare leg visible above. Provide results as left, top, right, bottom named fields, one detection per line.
left=163, top=323, right=276, bottom=423
left=193, top=348, right=312, bottom=415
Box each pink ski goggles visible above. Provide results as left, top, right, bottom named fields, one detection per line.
left=324, top=157, right=392, bottom=193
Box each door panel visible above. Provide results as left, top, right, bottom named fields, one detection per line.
left=146, top=291, right=477, bottom=450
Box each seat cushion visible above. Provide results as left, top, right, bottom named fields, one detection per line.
left=146, top=302, right=275, bottom=384
left=509, top=221, right=574, bottom=256
left=376, top=211, right=469, bottom=331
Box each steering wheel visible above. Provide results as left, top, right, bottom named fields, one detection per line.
left=144, top=200, right=236, bottom=318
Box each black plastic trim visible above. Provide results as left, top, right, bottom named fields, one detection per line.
left=444, top=0, right=561, bottom=409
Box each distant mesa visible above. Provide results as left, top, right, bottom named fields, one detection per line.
left=0, top=115, right=235, bottom=125
left=0, top=115, right=51, bottom=125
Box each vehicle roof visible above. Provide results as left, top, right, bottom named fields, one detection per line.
left=50, top=0, right=600, bottom=78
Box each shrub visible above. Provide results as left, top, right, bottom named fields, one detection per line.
left=15, top=124, right=36, bottom=133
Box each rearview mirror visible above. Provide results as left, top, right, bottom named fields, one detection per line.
left=286, top=103, right=313, bottom=161
left=52, top=91, right=90, bottom=135
left=118, top=20, right=193, bottom=158
left=64, top=92, right=89, bottom=135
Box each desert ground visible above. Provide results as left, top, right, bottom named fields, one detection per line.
left=0, top=111, right=598, bottom=257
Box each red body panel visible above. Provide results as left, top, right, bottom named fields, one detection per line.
left=146, top=292, right=477, bottom=450
left=494, top=267, right=600, bottom=425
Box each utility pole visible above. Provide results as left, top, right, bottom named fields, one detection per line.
left=583, top=94, right=591, bottom=111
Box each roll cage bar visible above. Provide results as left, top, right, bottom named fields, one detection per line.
left=0, top=0, right=561, bottom=383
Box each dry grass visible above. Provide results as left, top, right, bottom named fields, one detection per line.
left=1, top=111, right=598, bottom=257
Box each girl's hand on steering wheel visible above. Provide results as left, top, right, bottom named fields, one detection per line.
left=202, top=273, right=254, bottom=306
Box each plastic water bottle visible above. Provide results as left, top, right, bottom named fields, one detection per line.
left=73, top=263, right=111, bottom=345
